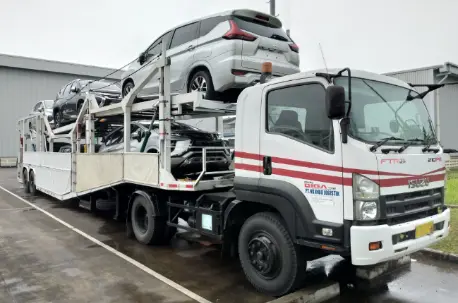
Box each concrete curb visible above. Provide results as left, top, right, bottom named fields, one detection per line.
left=267, top=282, right=339, bottom=303
left=416, top=248, right=458, bottom=264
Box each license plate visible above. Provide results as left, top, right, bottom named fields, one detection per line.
left=415, top=221, right=434, bottom=238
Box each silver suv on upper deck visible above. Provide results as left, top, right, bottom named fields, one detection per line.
left=121, top=9, right=300, bottom=101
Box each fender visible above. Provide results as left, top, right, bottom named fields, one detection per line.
left=185, top=61, right=213, bottom=90
left=126, top=190, right=162, bottom=224
left=233, top=176, right=345, bottom=246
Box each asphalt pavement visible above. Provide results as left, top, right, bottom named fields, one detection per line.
left=1, top=167, right=457, bottom=303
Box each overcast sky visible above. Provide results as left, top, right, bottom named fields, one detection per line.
left=0, top=0, right=457, bottom=74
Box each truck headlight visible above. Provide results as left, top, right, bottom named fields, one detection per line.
left=171, top=139, right=191, bottom=156
left=353, top=174, right=380, bottom=220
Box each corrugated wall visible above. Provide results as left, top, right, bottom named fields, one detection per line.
left=438, top=76, right=458, bottom=149
left=0, top=67, right=117, bottom=157
left=385, top=68, right=436, bottom=121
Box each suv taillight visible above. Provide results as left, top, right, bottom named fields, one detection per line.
left=289, top=43, right=299, bottom=53
left=223, top=20, right=257, bottom=41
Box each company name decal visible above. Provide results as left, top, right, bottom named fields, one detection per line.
left=428, top=157, right=442, bottom=162
left=380, top=158, right=406, bottom=164
left=304, top=181, right=340, bottom=197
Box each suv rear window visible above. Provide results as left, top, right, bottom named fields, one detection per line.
left=232, top=16, right=291, bottom=42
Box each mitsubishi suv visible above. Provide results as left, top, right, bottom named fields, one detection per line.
left=98, top=120, right=231, bottom=177
left=121, top=9, right=300, bottom=101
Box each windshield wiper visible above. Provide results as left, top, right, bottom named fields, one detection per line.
left=370, top=136, right=404, bottom=152
left=421, top=135, right=440, bottom=153
left=397, top=138, right=423, bottom=153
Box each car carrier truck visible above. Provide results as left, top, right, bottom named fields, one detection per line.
left=17, top=44, right=451, bottom=296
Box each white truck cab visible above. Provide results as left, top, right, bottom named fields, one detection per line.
left=234, top=67, right=450, bottom=267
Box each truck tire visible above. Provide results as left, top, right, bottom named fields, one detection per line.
left=22, top=168, right=30, bottom=194
left=238, top=212, right=307, bottom=296
left=130, top=194, right=165, bottom=245
left=28, top=170, right=37, bottom=196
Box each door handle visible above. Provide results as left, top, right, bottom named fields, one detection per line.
left=187, top=45, right=195, bottom=51
left=263, top=156, right=272, bottom=175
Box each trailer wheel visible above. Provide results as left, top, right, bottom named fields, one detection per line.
left=28, top=170, right=37, bottom=196
left=130, top=195, right=165, bottom=245
left=22, top=168, right=30, bottom=194
left=238, top=212, right=307, bottom=296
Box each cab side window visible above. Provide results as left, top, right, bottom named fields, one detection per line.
left=266, top=83, right=334, bottom=152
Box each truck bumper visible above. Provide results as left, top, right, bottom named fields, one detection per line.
left=350, top=208, right=450, bottom=266
left=352, top=255, right=412, bottom=289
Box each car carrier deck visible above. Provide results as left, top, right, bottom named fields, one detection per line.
left=17, top=43, right=236, bottom=201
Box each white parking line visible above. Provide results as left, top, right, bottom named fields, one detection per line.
left=0, top=185, right=212, bottom=303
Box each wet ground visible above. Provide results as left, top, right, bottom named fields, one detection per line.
left=1, top=168, right=458, bottom=303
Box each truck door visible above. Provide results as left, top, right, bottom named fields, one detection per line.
left=258, top=78, right=345, bottom=240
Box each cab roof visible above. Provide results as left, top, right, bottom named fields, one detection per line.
left=263, top=68, right=415, bottom=91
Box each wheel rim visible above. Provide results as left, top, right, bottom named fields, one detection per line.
left=124, top=83, right=133, bottom=97
left=248, top=232, right=281, bottom=279
left=55, top=112, right=61, bottom=127
left=134, top=205, right=149, bottom=234
left=190, top=76, right=207, bottom=97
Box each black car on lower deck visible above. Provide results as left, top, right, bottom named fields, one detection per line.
left=53, top=79, right=121, bottom=128
left=97, top=120, right=232, bottom=178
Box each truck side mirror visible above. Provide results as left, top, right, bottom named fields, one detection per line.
left=325, top=85, right=346, bottom=119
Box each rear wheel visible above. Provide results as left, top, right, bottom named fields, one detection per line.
left=122, top=81, right=135, bottom=98
left=54, top=111, right=62, bottom=128
left=188, top=70, right=216, bottom=100
left=130, top=194, right=167, bottom=245
left=77, top=100, right=84, bottom=114
left=28, top=170, right=37, bottom=196
left=22, top=169, right=30, bottom=194
left=238, top=212, right=307, bottom=296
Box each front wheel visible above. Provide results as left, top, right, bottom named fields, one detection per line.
left=238, top=212, right=307, bottom=296
left=188, top=71, right=216, bottom=100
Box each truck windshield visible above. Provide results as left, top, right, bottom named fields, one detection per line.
left=334, top=77, right=436, bottom=145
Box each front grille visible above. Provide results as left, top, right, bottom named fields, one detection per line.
left=190, top=140, right=229, bottom=156
left=382, top=187, right=444, bottom=225
left=192, top=140, right=223, bottom=147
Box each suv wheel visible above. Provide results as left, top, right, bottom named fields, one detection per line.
left=188, top=71, right=216, bottom=100
left=54, top=111, right=62, bottom=128
left=123, top=81, right=135, bottom=98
